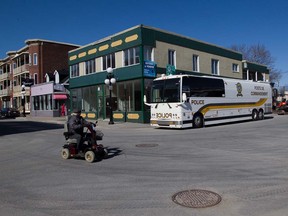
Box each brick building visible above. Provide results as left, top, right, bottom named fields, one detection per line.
left=0, top=39, right=79, bottom=114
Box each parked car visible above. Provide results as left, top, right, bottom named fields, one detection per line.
left=0, top=108, right=21, bottom=118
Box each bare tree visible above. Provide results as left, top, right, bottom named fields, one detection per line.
left=279, top=86, right=286, bottom=97
left=230, top=43, right=282, bottom=84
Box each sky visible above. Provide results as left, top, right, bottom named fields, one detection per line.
left=0, top=0, right=287, bottom=86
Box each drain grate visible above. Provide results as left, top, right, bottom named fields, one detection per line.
left=135, top=144, right=159, bottom=148
left=172, top=189, right=221, bottom=208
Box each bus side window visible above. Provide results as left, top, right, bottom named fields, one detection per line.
left=184, top=76, right=225, bottom=97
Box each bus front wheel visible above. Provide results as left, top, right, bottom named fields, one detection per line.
left=193, top=114, right=204, bottom=128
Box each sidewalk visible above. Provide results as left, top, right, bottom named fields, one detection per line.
left=21, top=115, right=150, bottom=129
left=23, top=115, right=67, bottom=125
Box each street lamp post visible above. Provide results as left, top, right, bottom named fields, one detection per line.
left=104, top=67, right=116, bottom=124
left=21, top=84, right=26, bottom=117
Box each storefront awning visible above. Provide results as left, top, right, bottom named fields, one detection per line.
left=53, top=94, right=67, bottom=100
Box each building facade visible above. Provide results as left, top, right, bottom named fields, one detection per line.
left=242, top=60, right=269, bottom=82
left=68, top=25, right=270, bottom=123
left=0, top=39, right=79, bottom=114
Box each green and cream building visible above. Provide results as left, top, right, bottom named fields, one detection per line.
left=68, top=25, right=269, bottom=123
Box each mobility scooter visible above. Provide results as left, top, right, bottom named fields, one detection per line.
left=61, top=120, right=107, bottom=163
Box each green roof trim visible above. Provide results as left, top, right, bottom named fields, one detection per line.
left=69, top=24, right=243, bottom=65
left=69, top=27, right=142, bottom=65
left=243, top=61, right=269, bottom=73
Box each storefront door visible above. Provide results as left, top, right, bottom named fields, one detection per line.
left=105, top=96, right=117, bottom=119
left=97, top=86, right=104, bottom=119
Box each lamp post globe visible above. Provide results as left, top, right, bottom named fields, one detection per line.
left=110, top=77, right=116, bottom=84
left=107, top=67, right=113, bottom=74
left=104, top=79, right=110, bottom=85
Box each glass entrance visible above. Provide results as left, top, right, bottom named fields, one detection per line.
left=97, top=86, right=104, bottom=119
left=105, top=85, right=117, bottom=119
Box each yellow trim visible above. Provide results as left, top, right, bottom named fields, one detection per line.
left=87, top=113, right=96, bottom=118
left=99, top=44, right=109, bottom=51
left=200, top=98, right=268, bottom=115
left=69, top=55, right=77, bottom=61
left=78, top=52, right=86, bottom=58
left=125, top=34, right=138, bottom=43
left=127, top=113, right=140, bottom=119
left=88, top=48, right=97, bottom=55
left=111, top=40, right=123, bottom=47
left=114, top=113, right=124, bottom=119
left=81, top=113, right=87, bottom=118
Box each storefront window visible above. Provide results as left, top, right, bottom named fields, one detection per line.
left=48, top=94, right=52, bottom=110
left=71, top=79, right=144, bottom=119
left=116, top=80, right=141, bottom=112
left=40, top=95, right=43, bottom=110
left=71, top=87, right=97, bottom=112
left=82, top=86, right=97, bottom=112
left=71, top=88, right=82, bottom=110
left=32, top=94, right=53, bottom=111
left=34, top=96, right=39, bottom=110
left=45, top=95, right=48, bottom=110
left=117, top=83, right=127, bottom=112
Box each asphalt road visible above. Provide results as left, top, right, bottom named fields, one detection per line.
left=0, top=115, right=288, bottom=216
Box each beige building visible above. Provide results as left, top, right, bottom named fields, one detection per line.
left=68, top=25, right=269, bottom=123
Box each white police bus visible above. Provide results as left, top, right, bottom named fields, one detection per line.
left=144, top=74, right=272, bottom=128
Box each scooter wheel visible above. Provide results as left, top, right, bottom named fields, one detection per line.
left=85, top=151, right=95, bottom=163
left=61, top=148, right=70, bottom=159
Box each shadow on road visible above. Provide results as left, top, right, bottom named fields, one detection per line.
left=154, top=116, right=274, bottom=130
left=67, top=147, right=122, bottom=163
left=105, top=147, right=123, bottom=159
left=0, top=121, right=63, bottom=136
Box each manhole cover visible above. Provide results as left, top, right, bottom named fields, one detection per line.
left=172, top=189, right=221, bottom=208
left=135, top=144, right=158, bottom=148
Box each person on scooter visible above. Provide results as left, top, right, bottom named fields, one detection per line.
left=68, top=109, right=96, bottom=151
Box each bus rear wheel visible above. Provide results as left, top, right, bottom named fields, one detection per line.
left=252, top=109, right=258, bottom=120
left=258, top=109, right=264, bottom=120
left=193, top=114, right=204, bottom=128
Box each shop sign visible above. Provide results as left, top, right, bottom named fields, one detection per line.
left=54, top=83, right=65, bottom=91
left=144, top=60, right=156, bottom=77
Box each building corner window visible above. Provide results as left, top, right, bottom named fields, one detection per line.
left=33, top=53, right=38, bottom=65
left=211, top=59, right=219, bottom=75
left=168, top=49, right=176, bottom=67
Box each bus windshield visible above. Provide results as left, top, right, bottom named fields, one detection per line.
left=151, top=78, right=180, bottom=103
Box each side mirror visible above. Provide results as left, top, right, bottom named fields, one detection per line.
left=143, top=95, right=151, bottom=106
left=182, top=93, right=187, bottom=102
